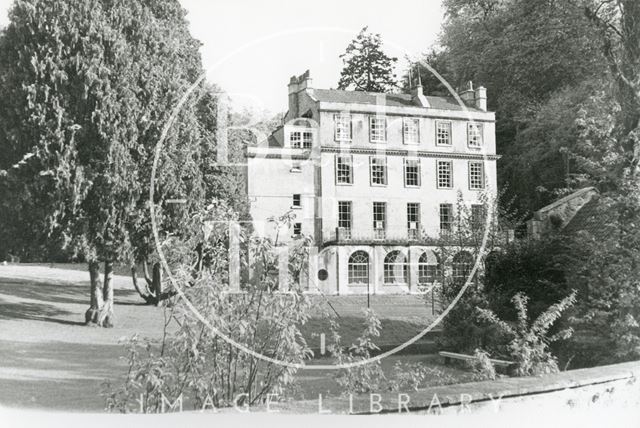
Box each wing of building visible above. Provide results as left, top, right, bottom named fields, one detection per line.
left=246, top=70, right=499, bottom=295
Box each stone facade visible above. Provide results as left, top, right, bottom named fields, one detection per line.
left=247, top=71, right=498, bottom=294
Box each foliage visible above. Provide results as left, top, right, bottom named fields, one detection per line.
left=483, top=236, right=575, bottom=322
left=477, top=291, right=577, bottom=376
left=104, top=204, right=314, bottom=412
left=466, top=349, right=496, bottom=381
left=338, top=26, right=398, bottom=92
left=564, top=185, right=640, bottom=365
left=436, top=189, right=523, bottom=353
left=387, top=361, right=458, bottom=391
left=329, top=309, right=386, bottom=395
left=434, top=0, right=615, bottom=213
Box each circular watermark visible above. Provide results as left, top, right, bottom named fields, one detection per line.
left=150, top=27, right=495, bottom=370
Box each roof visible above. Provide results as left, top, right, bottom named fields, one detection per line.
left=534, top=187, right=598, bottom=218
left=562, top=196, right=613, bottom=238
left=311, top=89, right=484, bottom=112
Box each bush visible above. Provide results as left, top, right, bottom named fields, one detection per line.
left=104, top=206, right=314, bottom=412
left=477, top=292, right=576, bottom=376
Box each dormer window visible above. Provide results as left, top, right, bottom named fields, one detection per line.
left=369, top=116, right=387, bottom=143
left=403, top=118, right=420, bottom=144
left=334, top=113, right=352, bottom=142
left=290, top=130, right=312, bottom=148
left=468, top=123, right=483, bottom=148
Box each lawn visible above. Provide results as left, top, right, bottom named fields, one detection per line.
left=0, top=264, right=457, bottom=412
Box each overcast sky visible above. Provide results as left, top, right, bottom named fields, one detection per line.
left=0, top=0, right=444, bottom=113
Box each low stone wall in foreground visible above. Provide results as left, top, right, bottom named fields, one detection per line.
left=274, top=360, right=640, bottom=415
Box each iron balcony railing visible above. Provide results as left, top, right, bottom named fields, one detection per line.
left=323, top=227, right=514, bottom=247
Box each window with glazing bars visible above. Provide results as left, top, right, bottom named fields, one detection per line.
left=338, top=201, right=352, bottom=231
left=436, top=121, right=451, bottom=146
left=469, top=161, right=485, bottom=190
left=407, top=203, right=420, bottom=240
left=373, top=202, right=386, bottom=239
left=404, top=159, right=421, bottom=187
left=370, top=116, right=386, bottom=142
left=440, top=203, right=453, bottom=232
left=334, top=113, right=352, bottom=141
left=336, top=155, right=353, bottom=184
left=471, top=204, right=485, bottom=230
left=437, top=160, right=453, bottom=188
left=370, top=156, right=387, bottom=186
left=403, top=118, right=420, bottom=144
left=468, top=123, right=483, bottom=148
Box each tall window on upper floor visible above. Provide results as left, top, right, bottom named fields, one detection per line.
left=468, top=123, right=483, bottom=148
left=338, top=201, right=352, bottom=234
left=440, top=203, right=453, bottom=232
left=369, top=156, right=387, bottom=186
left=289, top=130, right=312, bottom=149
left=471, top=204, right=486, bottom=231
left=334, top=113, right=352, bottom=142
left=436, top=121, right=452, bottom=146
left=335, top=155, right=353, bottom=185
left=403, top=118, right=420, bottom=144
left=407, top=202, right=420, bottom=240
left=404, top=158, right=421, bottom=187
left=437, top=160, right=453, bottom=189
left=468, top=161, right=485, bottom=190
left=369, top=116, right=387, bottom=143
left=373, top=202, right=386, bottom=239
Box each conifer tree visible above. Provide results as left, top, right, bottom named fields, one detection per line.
left=338, top=27, right=398, bottom=92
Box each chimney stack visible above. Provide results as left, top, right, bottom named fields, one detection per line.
left=288, top=70, right=313, bottom=119
left=474, top=86, right=487, bottom=111
left=458, top=81, right=487, bottom=111
left=411, top=84, right=430, bottom=108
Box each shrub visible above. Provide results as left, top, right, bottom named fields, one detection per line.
left=477, top=291, right=577, bottom=376
left=104, top=206, right=314, bottom=412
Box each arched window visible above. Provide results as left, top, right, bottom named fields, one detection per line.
left=348, top=251, right=369, bottom=285
left=452, top=251, right=474, bottom=282
left=418, top=251, right=441, bottom=285
left=384, top=250, right=408, bottom=284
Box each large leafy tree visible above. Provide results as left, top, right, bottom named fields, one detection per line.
left=435, top=0, right=609, bottom=213
left=338, top=26, right=398, bottom=92
left=0, top=0, right=226, bottom=326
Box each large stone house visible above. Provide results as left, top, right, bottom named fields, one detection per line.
left=246, top=70, right=499, bottom=295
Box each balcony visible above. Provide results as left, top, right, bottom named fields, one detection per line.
left=323, top=227, right=514, bottom=248
left=324, top=227, right=440, bottom=247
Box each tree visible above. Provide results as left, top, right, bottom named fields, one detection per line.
left=564, top=186, right=640, bottom=365
left=579, top=0, right=640, bottom=183
left=0, top=0, right=217, bottom=326
left=338, top=27, right=398, bottom=92
left=438, top=0, right=609, bottom=213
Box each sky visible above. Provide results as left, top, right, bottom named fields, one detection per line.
left=0, top=0, right=444, bottom=113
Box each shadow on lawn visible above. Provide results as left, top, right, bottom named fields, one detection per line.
left=0, top=277, right=138, bottom=306
left=0, top=339, right=130, bottom=411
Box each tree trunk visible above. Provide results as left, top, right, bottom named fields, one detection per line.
left=84, top=261, right=103, bottom=324
left=131, top=266, right=155, bottom=305
left=98, top=261, right=115, bottom=327
left=152, top=262, right=163, bottom=306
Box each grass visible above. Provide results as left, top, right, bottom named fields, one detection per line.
left=0, top=264, right=464, bottom=412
